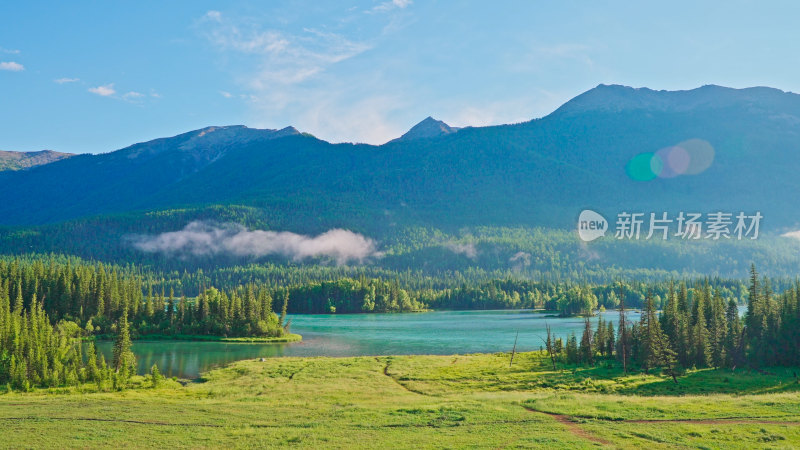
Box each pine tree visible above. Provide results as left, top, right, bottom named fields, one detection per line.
left=690, top=293, right=711, bottom=368
left=543, top=323, right=557, bottom=371
left=725, top=298, right=743, bottom=368
left=580, top=318, right=594, bottom=365
left=617, top=284, right=628, bottom=373
left=595, top=318, right=606, bottom=357
left=709, top=288, right=728, bottom=368
left=661, top=282, right=678, bottom=345
left=112, top=311, right=135, bottom=379
left=150, top=363, right=163, bottom=388
left=167, top=288, right=175, bottom=326
left=641, top=290, right=677, bottom=379
left=605, top=321, right=615, bottom=357
left=279, top=290, right=289, bottom=332
left=639, top=291, right=656, bottom=372
left=565, top=332, right=579, bottom=365
left=144, top=284, right=154, bottom=320
left=83, top=341, right=98, bottom=382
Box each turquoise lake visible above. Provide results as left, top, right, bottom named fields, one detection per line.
left=96, top=309, right=646, bottom=378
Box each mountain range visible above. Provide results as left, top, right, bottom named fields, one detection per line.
left=2, top=84, right=800, bottom=235
left=0, top=149, right=73, bottom=171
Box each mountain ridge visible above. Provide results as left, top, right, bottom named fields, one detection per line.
left=0, top=149, right=74, bottom=171
left=551, top=83, right=800, bottom=116
left=2, top=84, right=800, bottom=232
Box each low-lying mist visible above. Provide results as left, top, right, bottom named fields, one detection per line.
left=128, top=221, right=380, bottom=264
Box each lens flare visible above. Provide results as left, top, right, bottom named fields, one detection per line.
left=627, top=139, right=714, bottom=181
left=680, top=138, right=715, bottom=175
left=626, top=152, right=659, bottom=181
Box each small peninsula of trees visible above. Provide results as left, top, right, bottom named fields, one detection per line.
left=0, top=257, right=289, bottom=339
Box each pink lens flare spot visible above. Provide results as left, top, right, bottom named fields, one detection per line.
left=654, top=147, right=679, bottom=178
left=667, top=146, right=690, bottom=175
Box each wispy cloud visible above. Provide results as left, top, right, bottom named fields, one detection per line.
left=369, top=0, right=413, bottom=13
left=0, top=47, right=20, bottom=54
left=509, top=251, right=531, bottom=271
left=88, top=83, right=116, bottom=96
left=781, top=231, right=800, bottom=240
left=128, top=221, right=381, bottom=265
left=0, top=61, right=24, bottom=71
left=199, top=11, right=371, bottom=87
left=198, top=9, right=416, bottom=144
left=444, top=242, right=478, bottom=259
left=54, top=77, right=79, bottom=84
left=120, top=91, right=146, bottom=105
left=258, top=92, right=406, bottom=144
left=511, top=42, right=596, bottom=74
left=446, top=98, right=533, bottom=128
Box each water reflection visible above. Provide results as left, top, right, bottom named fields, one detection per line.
left=94, top=309, right=660, bottom=378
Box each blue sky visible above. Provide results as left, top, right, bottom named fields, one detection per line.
left=2, top=0, right=799, bottom=154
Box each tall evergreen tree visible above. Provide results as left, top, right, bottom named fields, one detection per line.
left=112, top=311, right=135, bottom=379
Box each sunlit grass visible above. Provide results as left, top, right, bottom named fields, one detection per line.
left=0, top=351, right=798, bottom=448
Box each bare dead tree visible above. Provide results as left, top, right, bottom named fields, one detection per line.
left=510, top=331, right=519, bottom=367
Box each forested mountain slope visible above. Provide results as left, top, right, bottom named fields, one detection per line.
left=1, top=84, right=800, bottom=232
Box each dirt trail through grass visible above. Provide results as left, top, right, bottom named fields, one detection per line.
left=521, top=405, right=612, bottom=446
left=376, top=357, right=430, bottom=396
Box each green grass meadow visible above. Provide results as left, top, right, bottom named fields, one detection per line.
left=1, top=352, right=799, bottom=448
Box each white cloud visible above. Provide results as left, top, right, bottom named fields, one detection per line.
left=370, top=0, right=412, bottom=13
left=0, top=47, right=20, bottom=54
left=121, top=91, right=146, bottom=104
left=54, top=77, right=79, bottom=84
left=282, top=94, right=405, bottom=144
left=198, top=9, right=412, bottom=144
left=220, top=91, right=233, bottom=98
left=443, top=90, right=569, bottom=128
left=444, top=242, right=478, bottom=259
left=447, top=100, right=532, bottom=128
left=199, top=11, right=371, bottom=87
left=88, top=83, right=116, bottom=96
left=781, top=231, right=800, bottom=240
left=510, top=42, right=596, bottom=75
left=0, top=61, right=24, bottom=71
left=129, top=222, right=381, bottom=265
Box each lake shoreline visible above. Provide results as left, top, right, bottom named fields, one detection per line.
left=91, top=333, right=303, bottom=343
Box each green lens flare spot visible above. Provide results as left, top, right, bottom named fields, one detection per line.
left=627, top=152, right=661, bottom=181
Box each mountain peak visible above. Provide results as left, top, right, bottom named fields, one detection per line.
left=116, top=125, right=303, bottom=161
left=550, top=84, right=800, bottom=117
left=389, top=117, right=459, bottom=143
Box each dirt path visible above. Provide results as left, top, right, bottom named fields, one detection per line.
left=523, top=404, right=800, bottom=447
left=375, top=357, right=429, bottom=396
left=521, top=406, right=612, bottom=446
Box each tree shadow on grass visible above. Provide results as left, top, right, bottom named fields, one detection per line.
left=538, top=363, right=800, bottom=396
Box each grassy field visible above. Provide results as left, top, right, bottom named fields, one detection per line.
left=0, top=352, right=799, bottom=448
